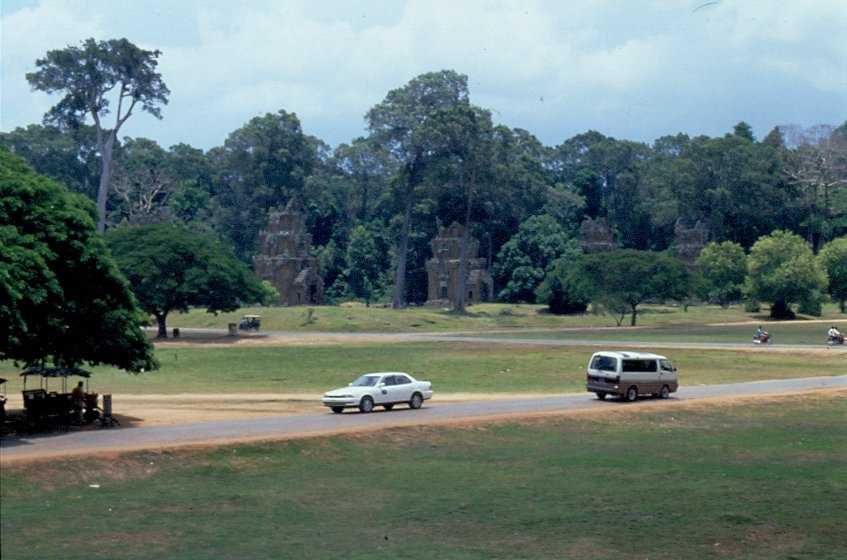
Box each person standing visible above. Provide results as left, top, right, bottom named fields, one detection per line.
left=72, top=381, right=85, bottom=423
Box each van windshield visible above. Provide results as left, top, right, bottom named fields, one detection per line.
left=590, top=355, right=618, bottom=372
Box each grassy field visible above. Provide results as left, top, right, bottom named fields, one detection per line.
left=2, top=303, right=844, bottom=397
left=2, top=342, right=844, bottom=396
left=163, top=302, right=847, bottom=332
left=2, top=394, right=845, bottom=559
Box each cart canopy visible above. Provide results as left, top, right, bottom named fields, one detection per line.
left=20, top=367, right=91, bottom=378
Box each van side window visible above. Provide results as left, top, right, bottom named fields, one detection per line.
left=622, top=359, right=657, bottom=372
left=591, top=356, right=618, bottom=372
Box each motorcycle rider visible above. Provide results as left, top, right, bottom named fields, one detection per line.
left=755, top=325, right=768, bottom=342
left=827, top=325, right=843, bottom=343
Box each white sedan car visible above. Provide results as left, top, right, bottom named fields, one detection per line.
left=322, top=372, right=433, bottom=413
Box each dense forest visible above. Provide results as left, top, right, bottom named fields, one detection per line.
left=3, top=67, right=846, bottom=309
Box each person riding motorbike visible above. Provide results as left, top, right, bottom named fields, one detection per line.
left=827, top=326, right=844, bottom=344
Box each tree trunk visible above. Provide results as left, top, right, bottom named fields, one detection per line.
left=155, top=312, right=168, bottom=338
left=630, top=304, right=638, bottom=326
left=96, top=132, right=116, bottom=233
left=453, top=167, right=477, bottom=314
left=392, top=183, right=412, bottom=309
left=393, top=162, right=420, bottom=309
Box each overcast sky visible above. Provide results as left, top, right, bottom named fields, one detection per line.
left=1, top=0, right=845, bottom=152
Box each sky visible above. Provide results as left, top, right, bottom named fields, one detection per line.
left=1, top=0, right=845, bottom=152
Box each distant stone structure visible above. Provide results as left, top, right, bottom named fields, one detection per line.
left=579, top=217, right=619, bottom=253
left=425, top=222, right=493, bottom=306
left=672, top=219, right=709, bottom=268
left=253, top=199, right=324, bottom=306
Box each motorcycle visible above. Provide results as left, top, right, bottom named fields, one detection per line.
left=827, top=333, right=845, bottom=345
left=753, top=332, right=772, bottom=345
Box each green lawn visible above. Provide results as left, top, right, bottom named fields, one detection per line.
left=2, top=394, right=845, bottom=559
left=2, top=342, right=844, bottom=396
left=163, top=301, right=847, bottom=333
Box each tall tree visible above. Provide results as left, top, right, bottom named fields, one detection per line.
left=366, top=70, right=470, bottom=308
left=26, top=38, right=170, bottom=233
left=107, top=224, right=268, bottom=337
left=783, top=125, right=847, bottom=250
left=210, top=110, right=318, bottom=261
left=424, top=105, right=495, bottom=312
left=0, top=150, right=156, bottom=372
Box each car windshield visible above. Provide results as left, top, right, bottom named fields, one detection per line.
left=350, top=375, right=381, bottom=387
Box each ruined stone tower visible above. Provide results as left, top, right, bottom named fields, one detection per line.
left=425, top=222, right=493, bottom=306
left=253, top=199, right=324, bottom=306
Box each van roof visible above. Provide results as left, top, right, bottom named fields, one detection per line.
left=590, top=351, right=668, bottom=360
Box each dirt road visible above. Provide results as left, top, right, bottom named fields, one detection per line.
left=2, top=375, right=844, bottom=463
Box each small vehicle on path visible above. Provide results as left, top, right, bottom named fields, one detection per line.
left=239, top=314, right=262, bottom=331
left=323, top=372, right=433, bottom=413
left=753, top=331, right=773, bottom=344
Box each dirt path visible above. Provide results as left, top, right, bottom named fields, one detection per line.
left=3, top=376, right=844, bottom=464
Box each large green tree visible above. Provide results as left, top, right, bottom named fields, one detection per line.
left=818, top=236, right=847, bottom=312
left=569, top=249, right=691, bottom=326
left=27, top=38, right=170, bottom=233
left=107, top=224, right=267, bottom=337
left=0, top=150, right=156, bottom=372
left=366, top=70, right=471, bottom=307
left=744, top=230, right=828, bottom=319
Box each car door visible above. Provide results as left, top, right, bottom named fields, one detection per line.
left=391, top=374, right=415, bottom=402
left=374, top=375, right=396, bottom=404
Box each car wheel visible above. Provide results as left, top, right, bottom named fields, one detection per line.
left=659, top=385, right=670, bottom=399
left=331, top=406, right=344, bottom=414
left=383, top=404, right=394, bottom=411
left=359, top=396, right=374, bottom=413
left=596, top=392, right=607, bottom=400
left=409, top=392, right=424, bottom=409
left=625, top=386, right=638, bottom=402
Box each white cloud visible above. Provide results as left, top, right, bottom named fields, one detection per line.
left=2, top=0, right=845, bottom=150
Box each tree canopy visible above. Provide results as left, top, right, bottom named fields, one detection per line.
left=568, top=249, right=691, bottom=326
left=106, top=223, right=268, bottom=337
left=744, top=230, right=828, bottom=319
left=0, top=149, right=156, bottom=372
left=27, top=37, right=170, bottom=232
left=696, top=241, right=747, bottom=307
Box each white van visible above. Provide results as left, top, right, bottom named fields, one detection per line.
left=586, top=351, right=678, bottom=401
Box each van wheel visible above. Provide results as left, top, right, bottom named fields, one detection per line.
left=595, top=392, right=607, bottom=400
left=658, top=385, right=670, bottom=399
left=625, top=386, right=638, bottom=402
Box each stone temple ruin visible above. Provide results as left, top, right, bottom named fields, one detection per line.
left=425, top=222, right=493, bottom=306
left=672, top=219, right=709, bottom=268
left=253, top=199, right=324, bottom=306
left=579, top=217, right=619, bottom=254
